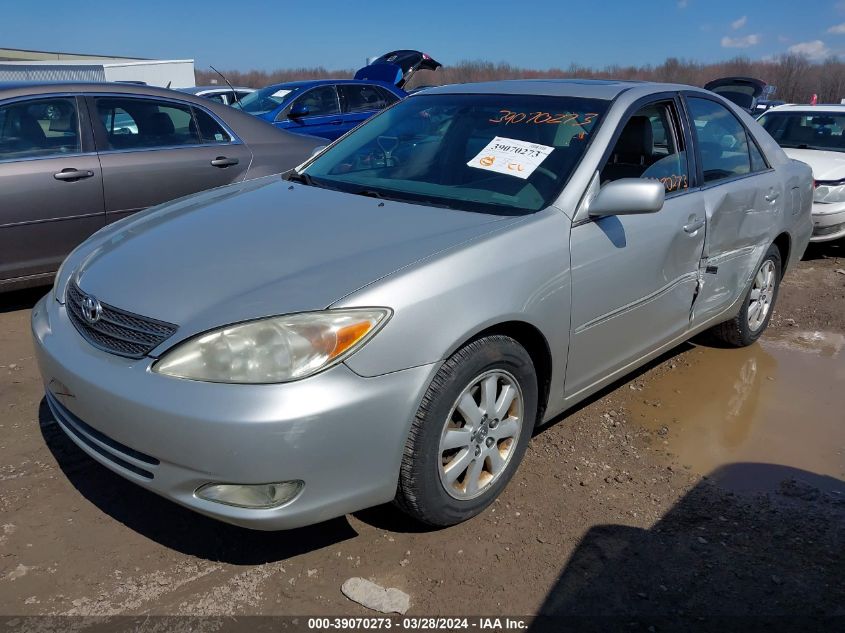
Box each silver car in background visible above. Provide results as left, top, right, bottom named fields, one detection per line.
left=0, top=82, right=320, bottom=291
left=33, top=79, right=812, bottom=530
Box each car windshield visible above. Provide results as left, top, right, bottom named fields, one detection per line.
left=233, top=84, right=300, bottom=115
left=301, top=93, right=609, bottom=214
left=758, top=111, right=845, bottom=153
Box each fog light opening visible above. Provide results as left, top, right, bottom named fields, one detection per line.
left=195, top=481, right=304, bottom=509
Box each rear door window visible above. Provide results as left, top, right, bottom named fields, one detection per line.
left=192, top=108, right=233, bottom=144
left=374, top=86, right=400, bottom=106
left=94, top=97, right=201, bottom=150
left=687, top=97, right=751, bottom=184
left=339, top=84, right=390, bottom=113
left=0, top=97, right=81, bottom=161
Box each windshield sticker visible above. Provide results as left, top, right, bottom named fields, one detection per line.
left=271, top=89, right=293, bottom=98
left=467, top=137, right=555, bottom=180
left=489, top=110, right=598, bottom=127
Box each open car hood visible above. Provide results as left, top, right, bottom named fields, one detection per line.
left=354, top=50, right=442, bottom=89
left=704, top=76, right=767, bottom=112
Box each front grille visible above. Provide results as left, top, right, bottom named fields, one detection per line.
left=66, top=280, right=178, bottom=358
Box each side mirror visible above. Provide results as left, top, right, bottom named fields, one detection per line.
left=288, top=104, right=310, bottom=119
left=311, top=145, right=327, bottom=157
left=588, top=179, right=665, bottom=217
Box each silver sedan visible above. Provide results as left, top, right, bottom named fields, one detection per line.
left=32, top=79, right=812, bottom=530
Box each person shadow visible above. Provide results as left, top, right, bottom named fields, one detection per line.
left=38, top=398, right=358, bottom=564
left=528, top=463, right=845, bottom=632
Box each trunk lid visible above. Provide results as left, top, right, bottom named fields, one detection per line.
left=354, top=50, right=442, bottom=89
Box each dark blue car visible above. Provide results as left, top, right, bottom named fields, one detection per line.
left=233, top=50, right=441, bottom=141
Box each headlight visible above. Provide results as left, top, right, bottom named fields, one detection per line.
left=53, top=257, right=72, bottom=302
left=814, top=180, right=845, bottom=203
left=152, top=308, right=390, bottom=384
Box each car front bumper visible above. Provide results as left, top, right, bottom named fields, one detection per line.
left=31, top=294, right=438, bottom=530
left=810, top=200, right=845, bottom=242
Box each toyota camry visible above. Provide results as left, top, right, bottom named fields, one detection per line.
left=33, top=79, right=812, bottom=530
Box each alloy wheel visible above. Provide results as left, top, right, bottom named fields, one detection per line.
left=437, top=370, right=524, bottom=500
left=748, top=260, right=776, bottom=332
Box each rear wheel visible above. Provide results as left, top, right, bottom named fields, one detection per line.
left=710, top=244, right=781, bottom=347
left=394, top=335, right=537, bottom=527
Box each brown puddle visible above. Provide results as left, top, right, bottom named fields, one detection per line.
left=630, top=330, right=845, bottom=495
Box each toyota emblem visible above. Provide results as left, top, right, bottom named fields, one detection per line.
left=81, top=294, right=103, bottom=324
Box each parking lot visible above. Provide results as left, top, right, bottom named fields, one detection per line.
left=1, top=243, right=842, bottom=619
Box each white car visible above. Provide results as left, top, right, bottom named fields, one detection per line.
left=759, top=104, right=845, bottom=242
left=176, top=86, right=255, bottom=107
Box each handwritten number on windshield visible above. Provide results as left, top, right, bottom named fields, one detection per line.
left=489, top=111, right=599, bottom=127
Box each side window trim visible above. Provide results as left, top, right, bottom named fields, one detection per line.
left=674, top=93, right=700, bottom=189
left=0, top=94, right=87, bottom=164
left=86, top=94, right=242, bottom=154
left=746, top=130, right=772, bottom=172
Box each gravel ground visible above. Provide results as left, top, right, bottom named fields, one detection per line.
left=0, top=241, right=843, bottom=624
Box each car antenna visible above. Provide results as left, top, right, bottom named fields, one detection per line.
left=166, top=81, right=172, bottom=89
left=210, top=65, right=241, bottom=106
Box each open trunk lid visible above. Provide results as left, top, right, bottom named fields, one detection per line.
left=354, top=50, right=442, bottom=89
left=704, top=76, right=767, bottom=112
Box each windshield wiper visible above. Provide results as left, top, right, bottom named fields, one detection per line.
left=355, top=189, right=384, bottom=199
left=286, top=171, right=315, bottom=186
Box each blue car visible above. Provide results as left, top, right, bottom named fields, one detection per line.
left=233, top=50, right=441, bottom=141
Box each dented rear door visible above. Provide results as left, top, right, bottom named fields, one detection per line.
left=684, top=93, right=784, bottom=325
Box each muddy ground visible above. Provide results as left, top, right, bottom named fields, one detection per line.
left=0, top=242, right=843, bottom=625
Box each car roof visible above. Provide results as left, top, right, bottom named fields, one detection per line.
left=263, top=78, right=399, bottom=90
left=0, top=81, right=228, bottom=102
left=421, top=79, right=693, bottom=100
left=178, top=85, right=252, bottom=93
left=764, top=103, right=845, bottom=113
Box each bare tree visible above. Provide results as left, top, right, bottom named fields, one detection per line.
left=196, top=53, right=843, bottom=103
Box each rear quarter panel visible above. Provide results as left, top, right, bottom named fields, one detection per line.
left=215, top=105, right=323, bottom=177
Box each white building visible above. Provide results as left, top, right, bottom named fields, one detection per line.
left=0, top=48, right=195, bottom=88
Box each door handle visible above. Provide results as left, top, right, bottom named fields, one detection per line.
left=210, top=157, right=239, bottom=168
left=54, top=168, right=94, bottom=181
left=764, top=190, right=780, bottom=202
left=330, top=120, right=344, bottom=125
left=683, top=218, right=705, bottom=234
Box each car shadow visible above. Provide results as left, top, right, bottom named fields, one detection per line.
left=352, top=504, right=441, bottom=534
left=527, top=463, right=845, bottom=631
left=38, top=398, right=357, bottom=564
left=802, top=239, right=843, bottom=261
left=0, top=285, right=48, bottom=314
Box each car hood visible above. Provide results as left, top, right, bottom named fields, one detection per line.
left=72, top=176, right=515, bottom=345
left=782, top=148, right=845, bottom=180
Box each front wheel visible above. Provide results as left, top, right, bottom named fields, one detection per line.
left=709, top=244, right=782, bottom=347
left=394, top=335, right=537, bottom=527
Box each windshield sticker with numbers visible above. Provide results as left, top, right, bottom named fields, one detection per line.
left=467, top=137, right=555, bottom=180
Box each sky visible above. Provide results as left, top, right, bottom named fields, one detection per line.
left=2, top=0, right=845, bottom=71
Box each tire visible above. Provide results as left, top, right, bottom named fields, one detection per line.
left=710, top=243, right=782, bottom=347
left=394, top=335, right=538, bottom=527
